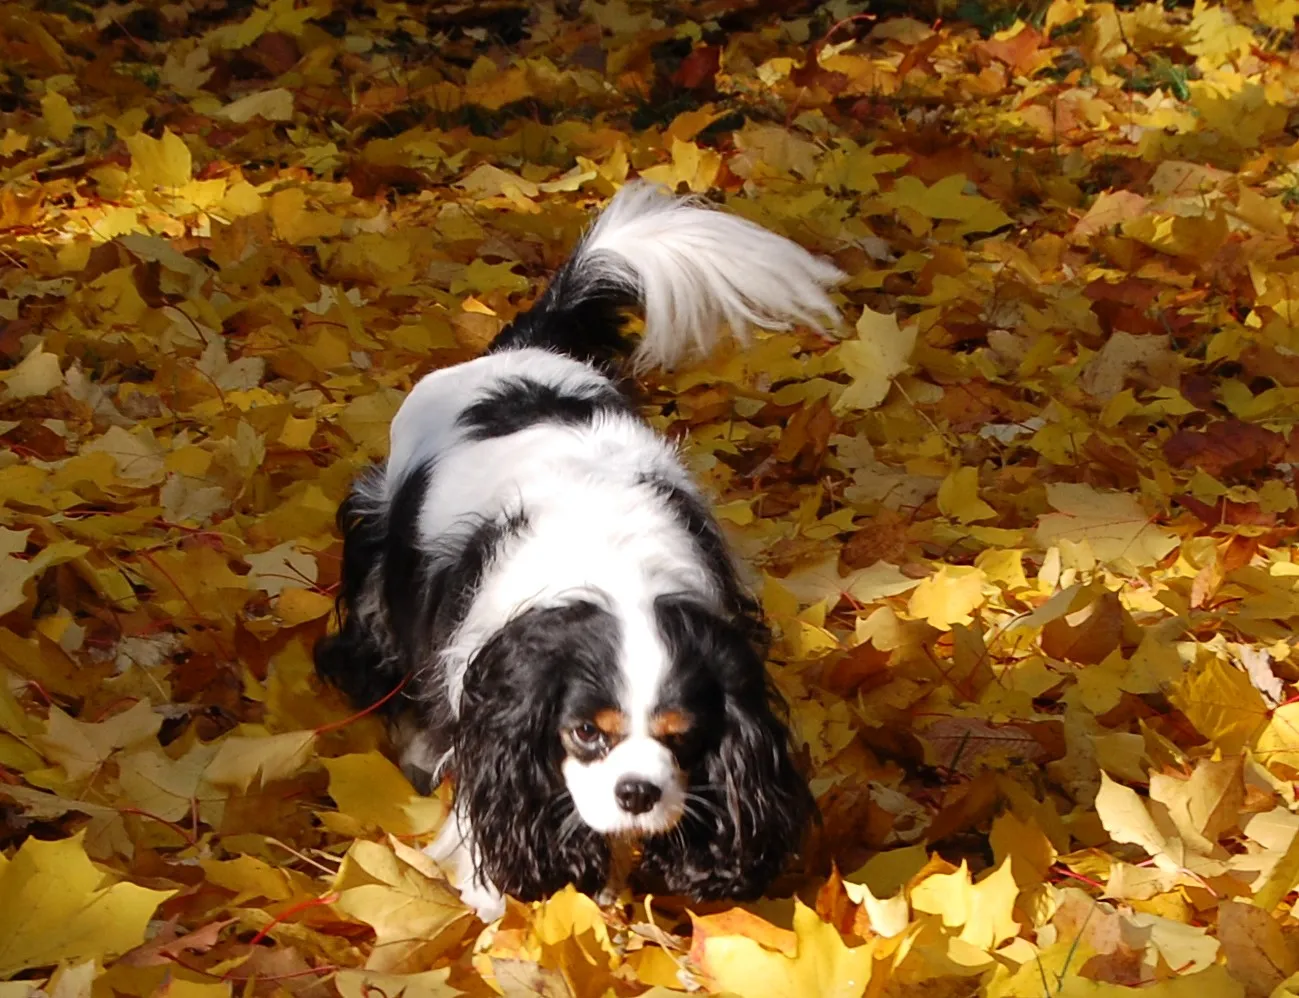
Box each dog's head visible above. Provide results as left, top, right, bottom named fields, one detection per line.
left=450, top=594, right=812, bottom=902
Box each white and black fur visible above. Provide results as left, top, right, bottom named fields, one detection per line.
left=314, top=182, right=844, bottom=920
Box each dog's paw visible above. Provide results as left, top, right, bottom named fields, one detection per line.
left=460, top=879, right=506, bottom=923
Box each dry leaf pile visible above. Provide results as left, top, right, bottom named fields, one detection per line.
left=4, top=0, right=1299, bottom=995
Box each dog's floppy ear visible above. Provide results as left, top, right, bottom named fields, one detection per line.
left=453, top=605, right=611, bottom=901
left=638, top=600, right=814, bottom=900
left=642, top=682, right=813, bottom=900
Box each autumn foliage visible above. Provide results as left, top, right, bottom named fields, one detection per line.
left=3, top=0, right=1299, bottom=995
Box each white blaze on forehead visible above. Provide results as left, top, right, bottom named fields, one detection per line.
left=616, top=598, right=672, bottom=735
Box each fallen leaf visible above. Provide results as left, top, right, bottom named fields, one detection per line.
left=218, top=88, right=295, bottom=123
left=204, top=729, right=316, bottom=791
left=909, top=859, right=1021, bottom=952
left=1036, top=483, right=1178, bottom=573
left=1170, top=658, right=1269, bottom=755
left=0, top=832, right=175, bottom=976
left=3, top=344, right=63, bottom=399
left=126, top=129, right=192, bottom=190
left=322, top=752, right=446, bottom=836
left=691, top=900, right=874, bottom=998
left=834, top=308, right=916, bottom=411
left=332, top=839, right=471, bottom=972
left=907, top=565, right=987, bottom=630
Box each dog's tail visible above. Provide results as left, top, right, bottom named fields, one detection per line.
left=487, top=181, right=845, bottom=370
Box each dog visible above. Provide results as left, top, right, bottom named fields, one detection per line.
left=314, top=181, right=844, bottom=920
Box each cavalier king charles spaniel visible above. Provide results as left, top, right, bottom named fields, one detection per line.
left=315, top=182, right=844, bottom=920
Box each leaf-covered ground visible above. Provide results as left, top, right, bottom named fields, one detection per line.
left=4, top=0, right=1299, bottom=995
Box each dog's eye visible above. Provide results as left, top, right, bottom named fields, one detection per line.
left=571, top=721, right=604, bottom=747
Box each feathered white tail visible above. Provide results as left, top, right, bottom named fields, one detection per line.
left=581, top=182, right=845, bottom=369
left=488, top=181, right=845, bottom=370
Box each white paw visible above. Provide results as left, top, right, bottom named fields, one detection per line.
left=422, top=813, right=505, bottom=922
left=460, top=879, right=506, bottom=923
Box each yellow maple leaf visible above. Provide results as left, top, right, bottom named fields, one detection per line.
left=1095, top=772, right=1180, bottom=874
left=0, top=832, right=175, bottom=977
left=882, top=174, right=1013, bottom=236
left=938, top=467, right=997, bottom=523
left=815, top=142, right=909, bottom=194
left=527, top=885, right=623, bottom=993
left=245, top=543, right=318, bottom=597
left=975, top=549, right=1030, bottom=590
left=907, top=565, right=987, bottom=631
left=983, top=938, right=1095, bottom=996
left=338, top=389, right=404, bottom=459
left=841, top=878, right=911, bottom=938
left=0, top=541, right=88, bottom=620
left=1170, top=658, right=1269, bottom=755
left=276, top=587, right=335, bottom=626
left=692, top=900, right=874, bottom=998
left=41, top=91, right=74, bottom=142
left=332, top=839, right=471, bottom=973
left=640, top=137, right=722, bottom=194
left=455, top=163, right=539, bottom=206
left=1186, top=3, right=1253, bottom=65
left=210, top=0, right=325, bottom=48
left=268, top=187, right=343, bottom=243
left=203, top=727, right=315, bottom=792
left=1258, top=0, right=1299, bottom=29
left=117, top=743, right=223, bottom=825
left=1253, top=701, right=1299, bottom=774
left=125, top=129, right=192, bottom=191
left=731, top=124, right=820, bottom=181
left=322, top=752, right=446, bottom=836
left=1035, top=483, right=1178, bottom=574
left=778, top=556, right=921, bottom=609
left=200, top=853, right=318, bottom=906
left=1122, top=211, right=1228, bottom=264
left=85, top=267, right=149, bottom=325
left=834, top=307, right=916, bottom=411
left=1148, top=756, right=1243, bottom=856
left=34, top=701, right=161, bottom=783
left=218, top=179, right=262, bottom=218
left=910, top=858, right=1020, bottom=952
left=160, top=43, right=212, bottom=94
left=451, top=258, right=531, bottom=296
left=79, top=425, right=166, bottom=488
left=463, top=57, right=534, bottom=110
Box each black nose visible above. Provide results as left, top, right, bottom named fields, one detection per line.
left=614, top=778, right=662, bottom=814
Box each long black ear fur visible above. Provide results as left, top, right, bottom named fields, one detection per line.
left=452, top=604, right=611, bottom=901
left=637, top=601, right=814, bottom=900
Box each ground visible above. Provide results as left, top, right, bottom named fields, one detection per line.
left=1, top=0, right=1299, bottom=996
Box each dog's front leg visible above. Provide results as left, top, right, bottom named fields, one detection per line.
left=424, top=807, right=506, bottom=923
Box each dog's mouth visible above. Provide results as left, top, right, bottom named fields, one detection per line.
left=574, top=788, right=687, bottom=838
left=610, top=796, right=686, bottom=837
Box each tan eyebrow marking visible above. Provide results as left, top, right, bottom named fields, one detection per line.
left=651, top=710, right=691, bottom=738
left=594, top=708, right=628, bottom=738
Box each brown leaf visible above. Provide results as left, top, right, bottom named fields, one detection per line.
left=118, top=918, right=236, bottom=967
left=1163, top=419, right=1286, bottom=479
left=1039, top=590, right=1125, bottom=664
left=1218, top=900, right=1296, bottom=997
